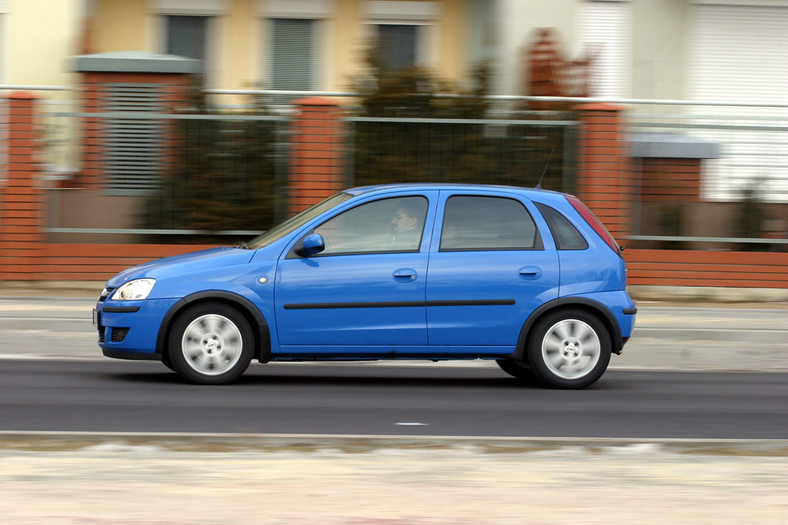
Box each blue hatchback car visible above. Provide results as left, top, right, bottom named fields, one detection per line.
left=96, top=184, right=636, bottom=388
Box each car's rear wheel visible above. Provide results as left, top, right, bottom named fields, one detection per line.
left=527, top=309, right=611, bottom=389
left=168, top=303, right=253, bottom=385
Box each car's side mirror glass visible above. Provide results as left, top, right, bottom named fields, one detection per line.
left=296, top=233, right=325, bottom=257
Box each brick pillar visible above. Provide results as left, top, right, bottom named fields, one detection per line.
left=575, top=103, right=632, bottom=240
left=289, top=97, right=345, bottom=215
left=0, top=92, right=45, bottom=280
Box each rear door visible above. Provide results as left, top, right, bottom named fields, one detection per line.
left=425, top=191, right=559, bottom=352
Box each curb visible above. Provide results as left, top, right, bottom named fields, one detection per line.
left=1, top=431, right=787, bottom=456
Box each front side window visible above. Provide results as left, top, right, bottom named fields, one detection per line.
left=315, top=196, right=428, bottom=255
left=441, top=196, right=540, bottom=251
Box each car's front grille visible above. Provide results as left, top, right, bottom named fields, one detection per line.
left=98, top=325, right=105, bottom=343
left=98, top=288, right=115, bottom=302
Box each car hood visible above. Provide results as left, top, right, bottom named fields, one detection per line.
left=106, top=247, right=255, bottom=286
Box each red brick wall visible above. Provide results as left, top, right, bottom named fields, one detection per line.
left=639, top=157, right=702, bottom=203
left=626, top=249, right=788, bottom=288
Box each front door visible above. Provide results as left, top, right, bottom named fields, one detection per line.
left=275, top=194, right=434, bottom=353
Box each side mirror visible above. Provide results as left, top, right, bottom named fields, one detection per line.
left=296, top=233, right=325, bottom=257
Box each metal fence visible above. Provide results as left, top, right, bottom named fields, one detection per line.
left=45, top=109, right=290, bottom=244
left=624, top=99, right=788, bottom=251
left=346, top=115, right=576, bottom=192
left=6, top=87, right=788, bottom=251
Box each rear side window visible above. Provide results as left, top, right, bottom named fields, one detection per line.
left=535, top=202, right=588, bottom=250
left=441, top=196, right=541, bottom=251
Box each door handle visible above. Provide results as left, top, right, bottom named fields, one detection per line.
left=518, top=266, right=542, bottom=280
left=393, top=268, right=418, bottom=281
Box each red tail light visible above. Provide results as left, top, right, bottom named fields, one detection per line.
left=566, top=195, right=622, bottom=256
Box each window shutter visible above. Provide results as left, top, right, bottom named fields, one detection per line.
left=271, top=18, right=315, bottom=90
left=105, top=84, right=164, bottom=194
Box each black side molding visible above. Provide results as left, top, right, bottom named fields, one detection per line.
left=284, top=299, right=516, bottom=310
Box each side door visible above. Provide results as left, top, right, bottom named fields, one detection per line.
left=275, top=193, right=436, bottom=352
left=425, top=192, right=559, bottom=352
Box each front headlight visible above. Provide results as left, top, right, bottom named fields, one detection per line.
left=111, top=279, right=156, bottom=301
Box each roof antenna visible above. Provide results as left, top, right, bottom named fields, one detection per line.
left=535, top=147, right=555, bottom=190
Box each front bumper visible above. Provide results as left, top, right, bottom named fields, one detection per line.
left=95, top=297, right=179, bottom=357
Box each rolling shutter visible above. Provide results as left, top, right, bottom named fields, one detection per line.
left=105, top=84, right=164, bottom=194
left=271, top=18, right=315, bottom=91
left=578, top=1, right=632, bottom=98
left=690, top=3, right=788, bottom=104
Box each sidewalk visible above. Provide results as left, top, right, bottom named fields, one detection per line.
left=1, top=434, right=786, bottom=525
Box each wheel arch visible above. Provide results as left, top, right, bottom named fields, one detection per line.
left=156, top=290, right=272, bottom=363
left=514, top=297, right=623, bottom=360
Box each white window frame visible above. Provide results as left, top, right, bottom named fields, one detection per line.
left=363, top=1, right=441, bottom=68
left=151, top=0, right=227, bottom=87
left=256, top=0, right=335, bottom=91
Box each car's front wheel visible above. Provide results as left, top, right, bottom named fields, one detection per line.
left=527, top=309, right=611, bottom=389
left=168, top=303, right=253, bottom=385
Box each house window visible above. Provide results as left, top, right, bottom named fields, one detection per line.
left=258, top=0, right=336, bottom=96
left=270, top=18, right=316, bottom=91
left=154, top=0, right=226, bottom=86
left=376, top=24, right=417, bottom=69
left=165, top=15, right=208, bottom=66
left=364, top=1, right=440, bottom=69
left=578, top=0, right=632, bottom=97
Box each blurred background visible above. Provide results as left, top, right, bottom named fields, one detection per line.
left=0, top=0, right=786, bottom=293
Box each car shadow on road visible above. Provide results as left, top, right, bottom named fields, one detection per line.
left=103, top=366, right=627, bottom=391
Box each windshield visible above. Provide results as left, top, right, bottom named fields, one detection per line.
left=247, top=192, right=353, bottom=249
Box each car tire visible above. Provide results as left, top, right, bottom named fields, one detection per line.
left=526, top=309, right=611, bottom=389
left=168, top=302, right=253, bottom=385
left=496, top=359, right=536, bottom=381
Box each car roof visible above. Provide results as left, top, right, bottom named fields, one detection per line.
left=344, top=183, right=567, bottom=199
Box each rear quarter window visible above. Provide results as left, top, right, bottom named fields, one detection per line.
left=534, top=202, right=588, bottom=250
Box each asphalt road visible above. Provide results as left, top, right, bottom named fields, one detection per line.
left=1, top=297, right=787, bottom=439
left=1, top=359, right=786, bottom=439
left=2, top=297, right=787, bottom=524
